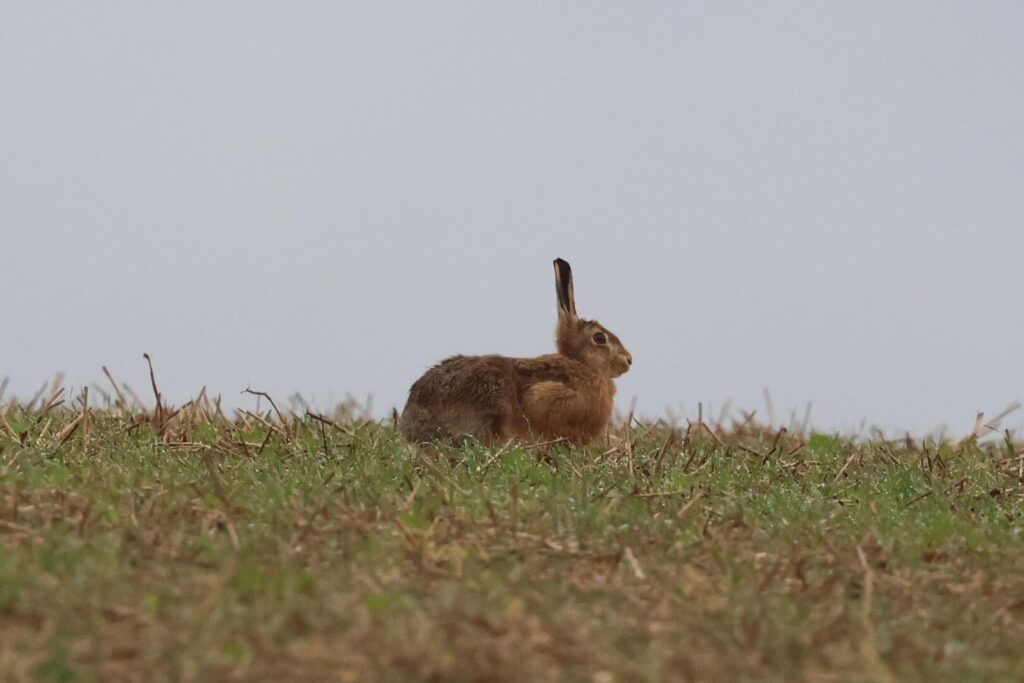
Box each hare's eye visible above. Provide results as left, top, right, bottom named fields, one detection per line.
left=592, top=332, right=607, bottom=345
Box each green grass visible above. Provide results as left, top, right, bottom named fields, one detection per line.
left=1, top=392, right=1023, bottom=682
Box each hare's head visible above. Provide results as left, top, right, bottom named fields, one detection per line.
left=553, top=258, right=632, bottom=378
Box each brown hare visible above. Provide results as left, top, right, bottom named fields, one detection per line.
left=399, top=258, right=632, bottom=445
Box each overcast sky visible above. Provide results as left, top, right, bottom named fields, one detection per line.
left=2, top=3, right=1023, bottom=435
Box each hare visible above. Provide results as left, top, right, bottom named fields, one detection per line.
left=399, top=258, right=632, bottom=445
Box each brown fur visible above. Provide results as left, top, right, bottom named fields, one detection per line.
left=399, top=259, right=631, bottom=445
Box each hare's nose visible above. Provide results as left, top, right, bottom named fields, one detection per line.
left=625, top=354, right=633, bottom=366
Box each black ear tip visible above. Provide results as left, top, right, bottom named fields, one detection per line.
left=553, top=258, right=571, bottom=272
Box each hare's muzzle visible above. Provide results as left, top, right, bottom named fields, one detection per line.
left=612, top=351, right=632, bottom=376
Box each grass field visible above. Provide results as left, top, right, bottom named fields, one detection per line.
left=1, top=380, right=1023, bottom=682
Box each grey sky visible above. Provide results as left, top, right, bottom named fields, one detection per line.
left=2, top=3, right=1023, bottom=435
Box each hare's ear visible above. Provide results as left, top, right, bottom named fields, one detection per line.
left=553, top=258, right=577, bottom=321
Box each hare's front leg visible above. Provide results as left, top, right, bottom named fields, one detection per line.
left=521, top=381, right=612, bottom=444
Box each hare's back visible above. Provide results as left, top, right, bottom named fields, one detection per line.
left=407, top=355, right=519, bottom=410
